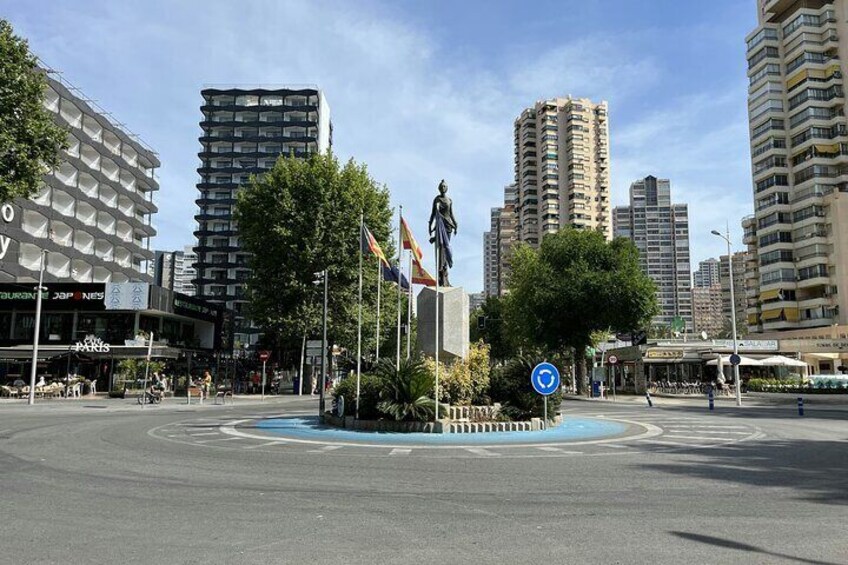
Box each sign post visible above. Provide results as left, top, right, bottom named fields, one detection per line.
left=607, top=354, right=618, bottom=401
left=531, top=362, right=561, bottom=428
left=259, top=350, right=271, bottom=400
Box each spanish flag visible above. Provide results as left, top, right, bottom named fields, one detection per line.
left=411, top=257, right=436, bottom=287
left=400, top=217, right=424, bottom=262
left=361, top=224, right=389, bottom=266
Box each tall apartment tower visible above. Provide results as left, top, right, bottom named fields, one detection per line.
left=720, top=251, right=748, bottom=332
left=743, top=0, right=848, bottom=333
left=153, top=245, right=197, bottom=296
left=0, top=73, right=157, bottom=283
left=513, top=96, right=610, bottom=247
left=693, top=285, right=725, bottom=337
left=195, top=88, right=331, bottom=346
left=694, top=258, right=721, bottom=287
left=483, top=208, right=501, bottom=297
left=613, top=176, right=693, bottom=330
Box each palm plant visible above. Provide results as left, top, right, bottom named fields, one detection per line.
left=376, top=357, right=444, bottom=422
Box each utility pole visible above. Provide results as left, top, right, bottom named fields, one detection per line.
left=28, top=249, right=48, bottom=406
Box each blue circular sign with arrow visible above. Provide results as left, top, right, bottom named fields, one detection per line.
left=531, top=362, right=561, bottom=396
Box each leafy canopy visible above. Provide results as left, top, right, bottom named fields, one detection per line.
left=504, top=228, right=658, bottom=354
left=0, top=19, right=67, bottom=203
left=234, top=152, right=398, bottom=353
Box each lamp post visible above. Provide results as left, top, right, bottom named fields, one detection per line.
left=314, top=270, right=329, bottom=417
left=711, top=227, right=742, bottom=407
left=27, top=249, right=48, bottom=406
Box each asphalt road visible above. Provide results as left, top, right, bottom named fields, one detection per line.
left=0, top=396, right=846, bottom=565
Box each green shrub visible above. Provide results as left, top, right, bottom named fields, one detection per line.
left=376, top=357, right=446, bottom=422
left=333, top=373, right=383, bottom=420
left=424, top=341, right=491, bottom=406
left=490, top=356, right=562, bottom=421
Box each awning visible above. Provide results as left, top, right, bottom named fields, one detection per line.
left=760, top=288, right=781, bottom=301
left=814, top=143, right=839, bottom=154
left=759, top=355, right=808, bottom=367
left=747, top=313, right=760, bottom=325
left=762, top=309, right=783, bottom=321
left=706, top=355, right=764, bottom=366
left=783, top=307, right=800, bottom=322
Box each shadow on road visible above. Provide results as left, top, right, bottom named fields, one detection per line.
left=638, top=438, right=848, bottom=506
left=669, top=531, right=843, bottom=565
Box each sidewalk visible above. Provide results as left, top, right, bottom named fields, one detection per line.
left=563, top=392, right=848, bottom=408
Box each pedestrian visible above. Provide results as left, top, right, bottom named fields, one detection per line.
left=203, top=371, right=212, bottom=398
left=251, top=371, right=260, bottom=394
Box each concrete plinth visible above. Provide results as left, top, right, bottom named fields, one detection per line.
left=417, top=286, right=469, bottom=361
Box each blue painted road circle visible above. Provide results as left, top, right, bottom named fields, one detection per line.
left=253, top=416, right=627, bottom=446
left=531, top=362, right=561, bottom=396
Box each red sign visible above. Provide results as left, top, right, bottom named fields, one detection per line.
left=258, top=350, right=271, bottom=363
left=607, top=355, right=619, bottom=365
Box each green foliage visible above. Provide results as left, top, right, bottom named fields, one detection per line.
left=469, top=296, right=512, bottom=361
left=424, top=342, right=491, bottom=406
left=333, top=373, right=383, bottom=420
left=489, top=356, right=562, bottom=421
left=504, top=229, right=658, bottom=392
left=376, top=357, right=443, bottom=422
left=234, top=152, right=399, bottom=356
left=117, top=358, right=165, bottom=379
left=0, top=20, right=68, bottom=203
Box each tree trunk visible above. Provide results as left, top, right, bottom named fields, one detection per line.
left=576, top=354, right=589, bottom=396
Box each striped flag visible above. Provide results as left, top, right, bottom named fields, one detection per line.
left=361, top=223, right=389, bottom=266
left=410, top=257, right=436, bottom=287
left=400, top=217, right=424, bottom=262
left=382, top=262, right=410, bottom=291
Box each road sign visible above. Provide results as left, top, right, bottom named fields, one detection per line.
left=531, top=362, right=560, bottom=396
left=258, top=350, right=271, bottom=363
left=729, top=353, right=741, bottom=366
left=607, top=354, right=618, bottom=365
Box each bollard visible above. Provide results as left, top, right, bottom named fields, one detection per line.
left=708, top=388, right=715, bottom=411
left=797, top=396, right=804, bottom=417
left=645, top=391, right=653, bottom=408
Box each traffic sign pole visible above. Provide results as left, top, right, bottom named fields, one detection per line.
left=261, top=360, right=266, bottom=400
left=531, top=362, right=560, bottom=428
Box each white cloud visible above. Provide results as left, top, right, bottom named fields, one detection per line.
left=7, top=0, right=738, bottom=293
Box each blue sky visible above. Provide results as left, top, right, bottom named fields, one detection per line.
left=3, top=0, right=758, bottom=291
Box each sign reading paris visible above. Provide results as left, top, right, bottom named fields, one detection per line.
left=71, top=335, right=111, bottom=353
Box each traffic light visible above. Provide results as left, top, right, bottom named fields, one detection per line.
left=477, top=315, right=486, bottom=330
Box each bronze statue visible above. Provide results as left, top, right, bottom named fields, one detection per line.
left=428, top=179, right=457, bottom=287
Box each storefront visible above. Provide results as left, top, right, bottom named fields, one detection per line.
left=0, top=282, right=233, bottom=391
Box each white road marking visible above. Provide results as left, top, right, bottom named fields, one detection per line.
left=661, top=435, right=733, bottom=441
left=665, top=429, right=749, bottom=435
left=195, top=437, right=242, bottom=444
left=389, top=448, right=412, bottom=456
left=536, top=447, right=582, bottom=455
left=190, top=432, right=221, bottom=437
left=664, top=425, right=749, bottom=430
left=637, top=439, right=700, bottom=448
left=308, top=445, right=343, bottom=453
left=243, top=441, right=286, bottom=449
left=466, top=448, right=500, bottom=457
left=601, top=443, right=628, bottom=449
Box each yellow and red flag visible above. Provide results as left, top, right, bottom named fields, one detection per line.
left=400, top=217, right=424, bottom=262
left=410, top=257, right=436, bottom=287
left=361, top=224, right=389, bottom=266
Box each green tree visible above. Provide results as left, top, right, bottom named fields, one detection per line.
left=504, top=229, right=658, bottom=394
left=469, top=296, right=511, bottom=361
left=234, top=152, right=400, bottom=359
left=0, top=20, right=67, bottom=203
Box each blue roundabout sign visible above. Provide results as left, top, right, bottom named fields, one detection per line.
left=531, top=362, right=561, bottom=396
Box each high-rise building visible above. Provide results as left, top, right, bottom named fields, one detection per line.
left=194, top=87, right=331, bottom=346
left=483, top=208, right=501, bottom=297
left=743, top=1, right=848, bottom=333
left=0, top=72, right=157, bottom=283
left=513, top=96, right=610, bottom=247
left=694, top=258, right=721, bottom=287
left=720, top=251, right=747, bottom=332
left=692, top=285, right=725, bottom=337
left=613, top=176, right=692, bottom=330
left=153, top=245, right=197, bottom=297
left=468, top=292, right=486, bottom=313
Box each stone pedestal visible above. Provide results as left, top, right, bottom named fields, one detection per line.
left=417, top=286, right=469, bottom=361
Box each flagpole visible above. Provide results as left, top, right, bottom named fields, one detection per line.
left=407, top=252, right=412, bottom=360
left=396, top=206, right=403, bottom=372
left=375, top=254, right=381, bottom=362
left=356, top=212, right=363, bottom=419
left=434, top=240, right=440, bottom=421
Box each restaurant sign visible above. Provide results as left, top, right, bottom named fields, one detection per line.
left=71, top=335, right=111, bottom=353
left=645, top=349, right=685, bottom=360
left=780, top=338, right=848, bottom=352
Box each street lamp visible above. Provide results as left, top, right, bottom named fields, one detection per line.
left=711, top=227, right=742, bottom=407
left=27, top=249, right=48, bottom=406
left=313, top=270, right=329, bottom=417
